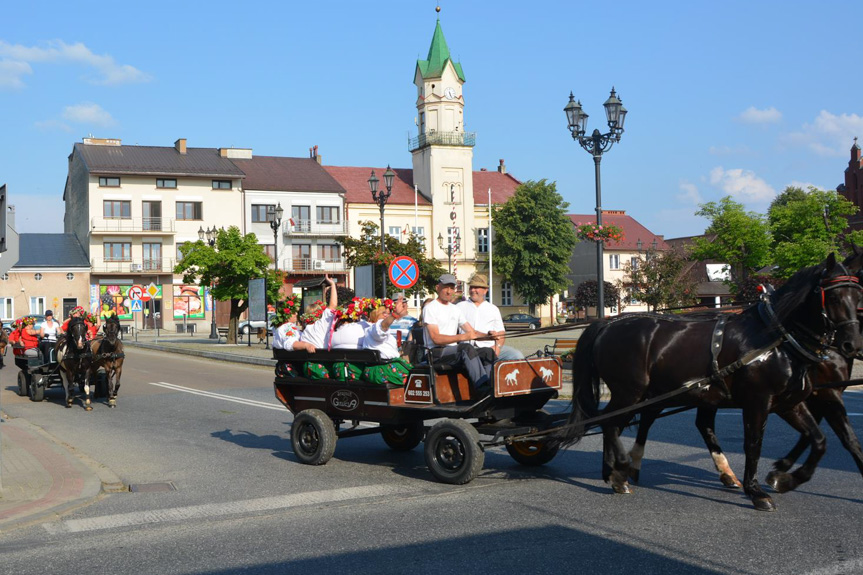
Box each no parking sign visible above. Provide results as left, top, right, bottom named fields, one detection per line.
left=387, top=256, right=419, bottom=290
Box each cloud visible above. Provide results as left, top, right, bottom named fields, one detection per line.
left=709, top=167, right=776, bottom=204
left=677, top=180, right=703, bottom=204
left=737, top=106, right=782, bottom=124
left=62, top=103, right=116, bottom=127
left=784, top=110, right=863, bottom=157
left=0, top=40, right=150, bottom=88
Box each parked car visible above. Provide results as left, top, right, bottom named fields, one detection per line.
left=502, top=313, right=541, bottom=331
left=388, top=315, right=418, bottom=343
left=3, top=314, right=46, bottom=334
left=238, top=312, right=277, bottom=335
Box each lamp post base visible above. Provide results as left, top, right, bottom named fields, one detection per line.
left=209, top=323, right=219, bottom=339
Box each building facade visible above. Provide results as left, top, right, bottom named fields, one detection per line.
left=839, top=138, right=863, bottom=230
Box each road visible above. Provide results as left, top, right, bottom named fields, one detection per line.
left=0, top=347, right=862, bottom=574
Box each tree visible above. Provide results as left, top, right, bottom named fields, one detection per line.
left=337, top=221, right=446, bottom=298
left=624, top=248, right=698, bottom=311
left=691, top=196, right=771, bottom=289
left=574, top=280, right=620, bottom=315
left=768, top=186, right=863, bottom=278
left=174, top=226, right=280, bottom=344
left=492, top=179, right=578, bottom=315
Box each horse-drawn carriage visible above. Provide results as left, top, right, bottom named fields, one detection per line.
left=273, top=348, right=565, bottom=484
left=14, top=345, right=109, bottom=403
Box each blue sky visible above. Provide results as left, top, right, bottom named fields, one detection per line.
left=2, top=1, right=861, bottom=239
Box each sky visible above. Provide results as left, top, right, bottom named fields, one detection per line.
left=2, top=1, right=861, bottom=240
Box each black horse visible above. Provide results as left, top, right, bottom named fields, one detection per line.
left=90, top=314, right=124, bottom=408
left=57, top=316, right=94, bottom=410
left=561, top=253, right=863, bottom=511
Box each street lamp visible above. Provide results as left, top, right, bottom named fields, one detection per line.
left=437, top=229, right=461, bottom=273
left=565, top=87, right=627, bottom=319
left=368, top=166, right=395, bottom=298
left=267, top=203, right=284, bottom=272
left=199, top=226, right=219, bottom=339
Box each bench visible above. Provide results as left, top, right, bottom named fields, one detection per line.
left=217, top=327, right=230, bottom=342
left=544, top=338, right=579, bottom=358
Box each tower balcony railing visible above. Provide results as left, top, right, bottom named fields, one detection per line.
left=408, top=130, right=476, bottom=152
left=90, top=217, right=176, bottom=234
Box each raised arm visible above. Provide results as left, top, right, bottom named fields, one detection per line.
left=325, top=275, right=338, bottom=310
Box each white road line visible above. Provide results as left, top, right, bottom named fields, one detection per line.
left=147, top=381, right=284, bottom=411
left=44, top=484, right=411, bottom=534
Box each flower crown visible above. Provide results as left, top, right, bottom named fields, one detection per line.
left=334, top=297, right=389, bottom=323
left=271, top=297, right=303, bottom=327
left=85, top=312, right=98, bottom=324
left=299, top=300, right=325, bottom=326
left=15, top=316, right=36, bottom=328
left=70, top=306, right=86, bottom=316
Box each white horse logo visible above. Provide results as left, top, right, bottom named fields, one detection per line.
left=539, top=366, right=553, bottom=382
left=504, top=369, right=520, bottom=386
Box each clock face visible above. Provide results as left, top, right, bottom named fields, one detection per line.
left=444, top=87, right=456, bottom=100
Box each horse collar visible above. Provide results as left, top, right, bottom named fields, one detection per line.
left=758, top=300, right=826, bottom=363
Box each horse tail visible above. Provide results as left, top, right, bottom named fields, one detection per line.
left=558, top=321, right=605, bottom=447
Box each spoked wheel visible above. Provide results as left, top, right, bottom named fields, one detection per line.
left=381, top=421, right=424, bottom=451
left=291, top=409, right=337, bottom=465
left=505, top=438, right=560, bottom=466
left=29, top=374, right=45, bottom=402
left=17, top=370, right=30, bottom=397
left=424, top=419, right=484, bottom=484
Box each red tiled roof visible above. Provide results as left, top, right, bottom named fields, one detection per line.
left=473, top=171, right=521, bottom=204
left=233, top=156, right=345, bottom=193
left=568, top=211, right=667, bottom=252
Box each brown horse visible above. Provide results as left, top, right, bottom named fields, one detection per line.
left=90, top=315, right=124, bottom=408
left=561, top=253, right=863, bottom=511
left=57, top=316, right=94, bottom=410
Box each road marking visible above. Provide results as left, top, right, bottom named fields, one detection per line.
left=43, top=483, right=411, bottom=534
left=147, top=382, right=284, bottom=411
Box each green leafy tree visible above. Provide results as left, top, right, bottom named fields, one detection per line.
left=768, top=186, right=863, bottom=278
left=691, top=196, right=771, bottom=289
left=574, top=280, right=620, bottom=315
left=337, top=221, right=446, bottom=298
left=492, top=179, right=578, bottom=315
left=174, top=226, right=280, bottom=344
left=624, top=248, right=698, bottom=311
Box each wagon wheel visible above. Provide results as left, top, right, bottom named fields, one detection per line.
left=29, top=374, right=45, bottom=402
left=17, top=370, right=30, bottom=397
left=381, top=421, right=424, bottom=451
left=94, top=370, right=108, bottom=399
left=424, top=419, right=485, bottom=484
left=505, top=438, right=560, bottom=466
left=291, top=409, right=337, bottom=465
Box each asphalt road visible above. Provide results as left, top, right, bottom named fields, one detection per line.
left=0, top=348, right=862, bottom=574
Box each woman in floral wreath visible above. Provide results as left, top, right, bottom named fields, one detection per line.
left=272, top=297, right=315, bottom=352
left=9, top=316, right=40, bottom=357
left=360, top=294, right=413, bottom=385
left=329, top=297, right=377, bottom=350
left=62, top=306, right=97, bottom=339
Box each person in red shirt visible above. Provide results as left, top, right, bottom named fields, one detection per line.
left=62, top=307, right=97, bottom=339
left=10, top=317, right=39, bottom=357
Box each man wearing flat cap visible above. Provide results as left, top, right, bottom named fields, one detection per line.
left=458, top=273, right=524, bottom=361
left=422, top=273, right=497, bottom=392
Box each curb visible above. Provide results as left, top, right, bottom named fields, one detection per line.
left=124, top=341, right=276, bottom=367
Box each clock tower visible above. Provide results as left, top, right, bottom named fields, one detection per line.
left=411, top=19, right=476, bottom=275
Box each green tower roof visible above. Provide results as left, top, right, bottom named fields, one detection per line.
left=416, top=20, right=465, bottom=82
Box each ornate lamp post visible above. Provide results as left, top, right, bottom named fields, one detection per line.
left=199, top=226, right=219, bottom=339
left=437, top=229, right=461, bottom=273
left=368, top=166, right=395, bottom=298
left=565, top=87, right=627, bottom=319
left=267, top=203, right=284, bottom=272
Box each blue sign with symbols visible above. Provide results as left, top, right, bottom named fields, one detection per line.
left=388, top=256, right=419, bottom=290
left=130, top=299, right=143, bottom=313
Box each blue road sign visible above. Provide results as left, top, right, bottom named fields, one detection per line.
left=130, top=299, right=143, bottom=312
left=388, top=256, right=419, bottom=290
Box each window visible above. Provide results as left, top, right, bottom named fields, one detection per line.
left=156, top=178, right=177, bottom=189
left=609, top=254, right=621, bottom=270
left=316, top=206, right=340, bottom=224
left=263, top=244, right=276, bottom=263
left=292, top=244, right=311, bottom=270
left=176, top=242, right=189, bottom=262
left=388, top=226, right=402, bottom=240
left=99, top=177, right=120, bottom=187
left=411, top=226, right=426, bottom=249
left=1, top=297, right=13, bottom=320
left=104, top=242, right=131, bottom=261
left=501, top=282, right=513, bottom=306
left=66, top=273, right=75, bottom=280
left=412, top=291, right=426, bottom=308
left=318, top=244, right=340, bottom=262
left=143, top=243, right=162, bottom=271
left=212, top=180, right=231, bottom=189
left=629, top=288, right=640, bottom=305
left=176, top=201, right=203, bottom=220
left=34, top=273, right=42, bottom=281
left=477, top=228, right=489, bottom=254
left=143, top=200, right=162, bottom=231
left=103, top=200, right=131, bottom=219
left=30, top=296, right=45, bottom=315
left=630, top=257, right=639, bottom=271
left=251, top=204, right=275, bottom=223
left=292, top=206, right=310, bottom=232
left=447, top=227, right=461, bottom=252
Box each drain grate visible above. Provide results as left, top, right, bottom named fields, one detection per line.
left=128, top=482, right=177, bottom=493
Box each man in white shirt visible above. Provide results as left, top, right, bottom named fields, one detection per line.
left=423, top=274, right=497, bottom=392
left=457, top=273, right=524, bottom=361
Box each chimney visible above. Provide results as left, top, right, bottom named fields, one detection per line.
left=498, top=159, right=506, bottom=174
left=175, top=138, right=187, bottom=154
left=312, top=144, right=322, bottom=165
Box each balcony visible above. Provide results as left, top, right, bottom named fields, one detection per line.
left=283, top=257, right=346, bottom=274
left=283, top=220, right=348, bottom=237
left=91, top=257, right=176, bottom=274
left=90, top=217, right=176, bottom=234
left=408, top=130, right=476, bottom=152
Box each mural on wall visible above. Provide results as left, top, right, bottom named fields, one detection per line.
left=173, top=285, right=204, bottom=319
left=93, top=284, right=163, bottom=321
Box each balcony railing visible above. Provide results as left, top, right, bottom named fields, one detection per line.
left=283, top=220, right=348, bottom=237
left=283, top=257, right=346, bottom=274
left=91, top=257, right=176, bottom=274
left=408, top=130, right=476, bottom=152
left=90, top=217, right=176, bottom=233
